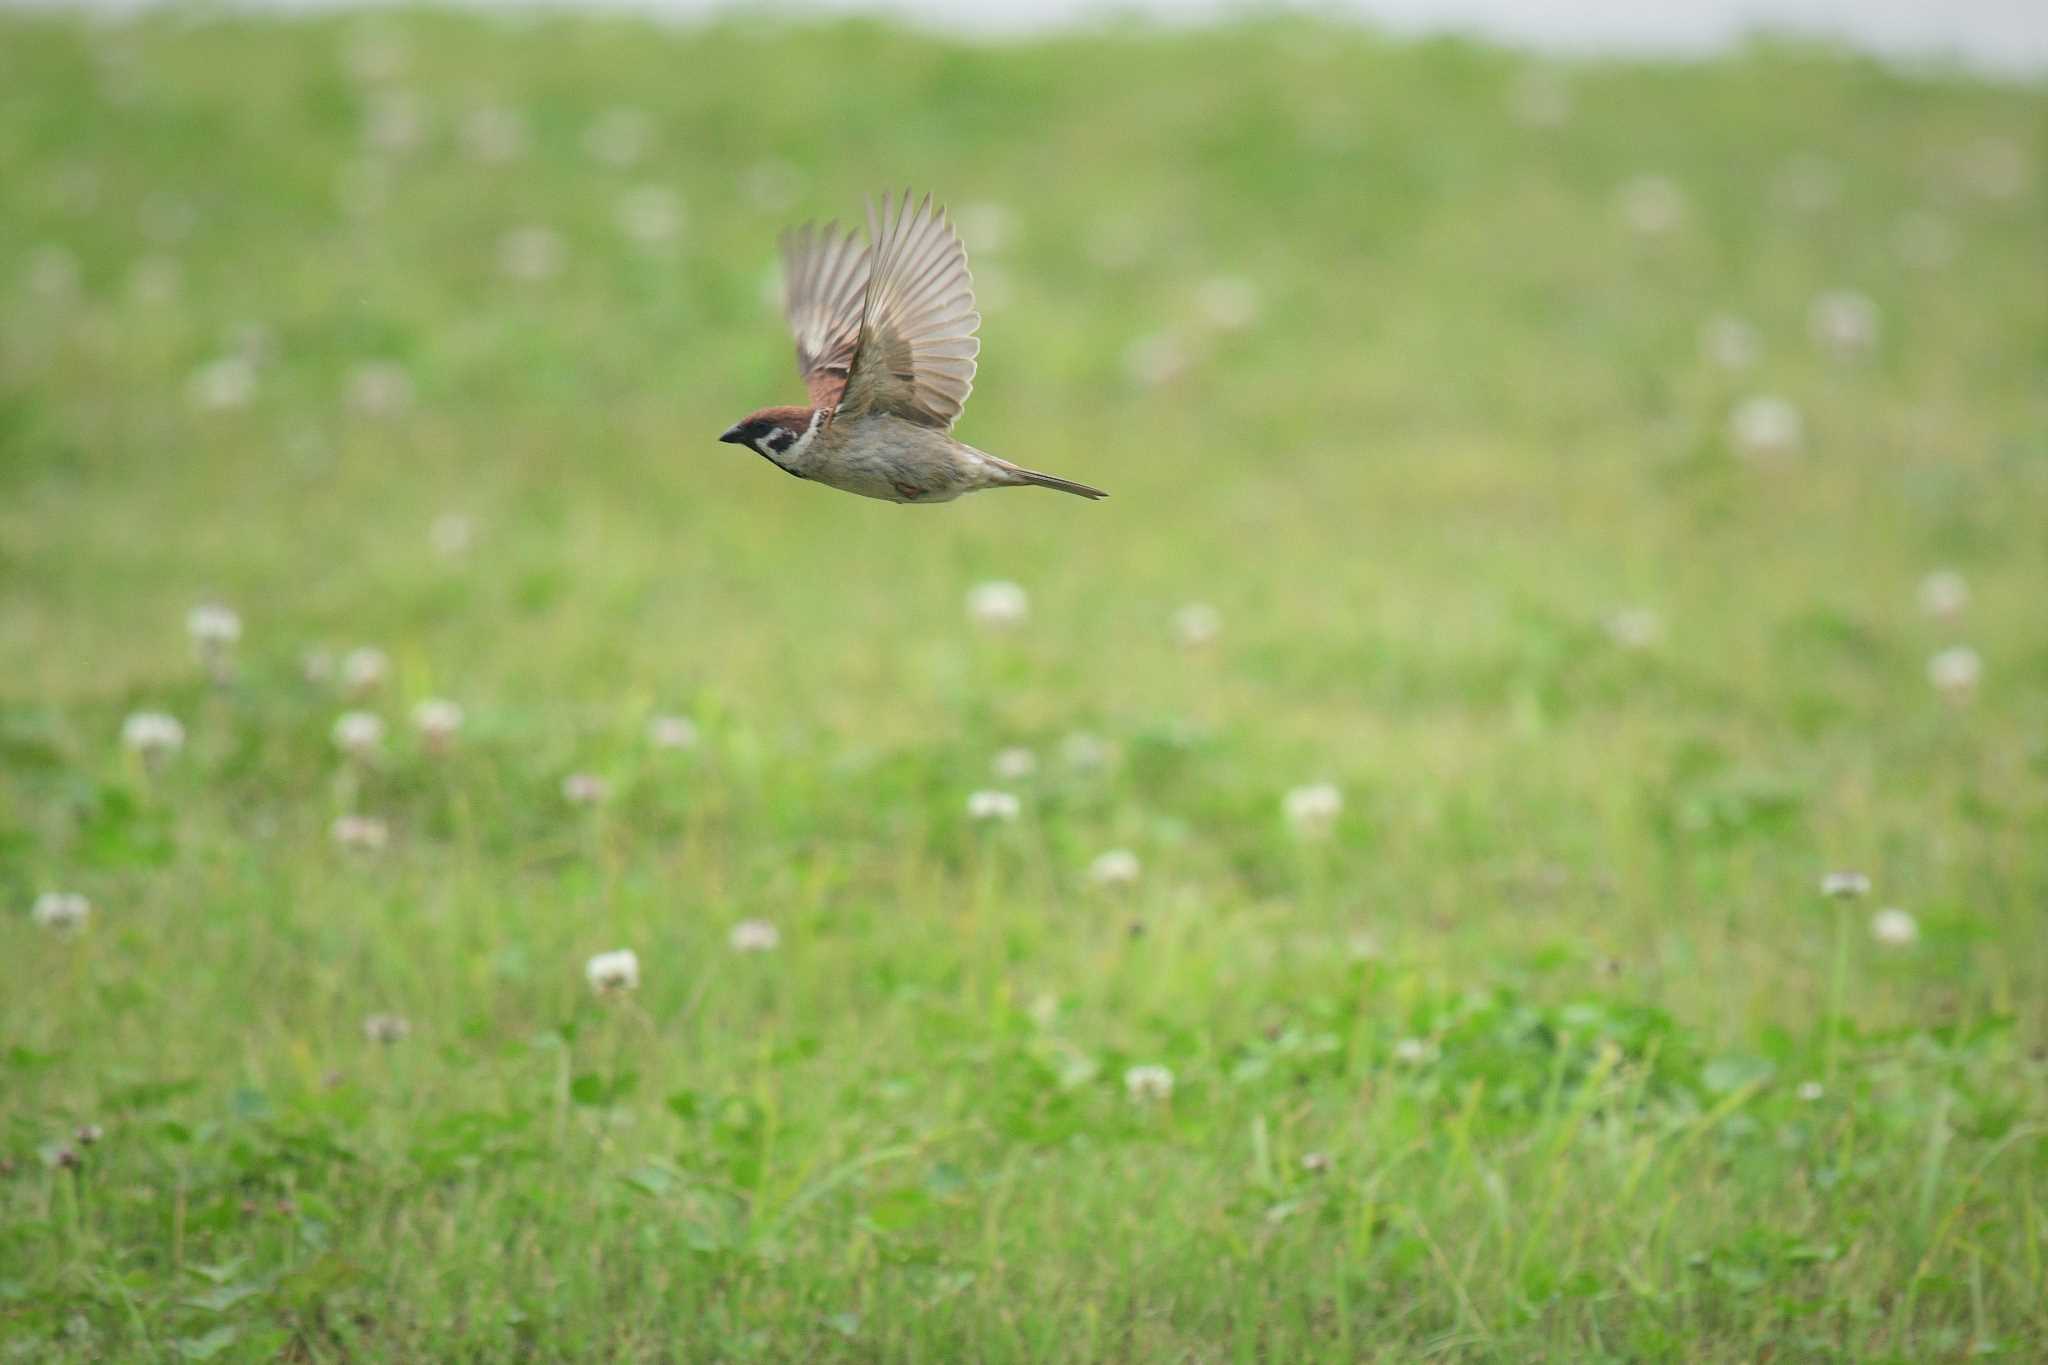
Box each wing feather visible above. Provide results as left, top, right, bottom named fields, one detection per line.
left=840, top=190, right=980, bottom=429
left=779, top=220, right=870, bottom=409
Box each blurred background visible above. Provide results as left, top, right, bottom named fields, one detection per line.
left=2, top=0, right=2044, bottom=1358
left=14, top=0, right=2048, bottom=69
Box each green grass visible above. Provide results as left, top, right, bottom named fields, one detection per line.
left=3, top=9, right=2046, bottom=1360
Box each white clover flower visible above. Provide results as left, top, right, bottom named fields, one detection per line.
left=362, top=90, right=425, bottom=155
left=413, top=699, right=463, bottom=751
left=1774, top=154, right=1840, bottom=215
left=24, top=245, right=79, bottom=301
left=362, top=1012, right=411, bottom=1044
left=343, top=28, right=407, bottom=84
left=1085, top=214, right=1146, bottom=271
left=1391, top=1037, right=1434, bottom=1065
left=1172, top=602, right=1221, bottom=649
left=121, top=711, right=185, bottom=764
left=1300, top=1150, right=1333, bottom=1173
left=562, top=772, right=610, bottom=805
left=1729, top=395, right=1804, bottom=463
left=1809, top=290, right=1879, bottom=358
left=341, top=646, right=389, bottom=696
left=1796, top=1080, right=1824, bottom=1102
left=187, top=356, right=256, bottom=411
left=1870, top=907, right=1918, bottom=947
left=301, top=647, right=335, bottom=684
left=459, top=104, right=526, bottom=164
left=1820, top=871, right=1871, bottom=900
left=991, top=746, right=1037, bottom=781
left=1088, top=849, right=1142, bottom=888
left=584, top=107, right=652, bottom=167
left=128, top=255, right=181, bottom=307
left=1960, top=136, right=2026, bottom=201
left=1917, top=570, right=1969, bottom=621
left=755, top=263, right=785, bottom=315
left=966, top=790, right=1021, bottom=823
left=1060, top=732, right=1112, bottom=772
left=971, top=261, right=1014, bottom=312
left=1124, top=1064, right=1174, bottom=1102
left=330, top=814, right=390, bottom=851
left=728, top=919, right=780, bottom=953
left=98, top=47, right=143, bottom=105
left=1604, top=607, right=1663, bottom=651
left=332, top=711, right=385, bottom=759
left=187, top=602, right=242, bottom=657
left=1927, top=646, right=1981, bottom=701
left=498, top=226, right=563, bottom=282
left=1195, top=275, right=1261, bottom=332
left=1699, top=314, right=1760, bottom=370
left=346, top=361, right=413, bottom=418
left=616, top=185, right=682, bottom=247
left=1894, top=212, right=1954, bottom=271
left=1618, top=175, right=1685, bottom=236
left=1284, top=782, right=1343, bottom=838
left=1123, top=331, right=1189, bottom=389
left=742, top=157, right=802, bottom=211
left=966, top=580, right=1029, bottom=630
left=585, top=948, right=639, bottom=995
left=430, top=513, right=473, bottom=558
left=647, top=714, right=699, bottom=751
left=32, top=892, right=91, bottom=932
left=955, top=201, right=1019, bottom=254
left=1507, top=68, right=1570, bottom=128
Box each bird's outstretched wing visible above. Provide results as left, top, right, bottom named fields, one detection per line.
left=779, top=220, right=871, bottom=409
left=839, top=191, right=979, bottom=430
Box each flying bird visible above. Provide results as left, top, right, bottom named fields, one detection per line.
left=720, top=190, right=1106, bottom=504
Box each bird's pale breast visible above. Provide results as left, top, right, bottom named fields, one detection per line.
left=803, top=414, right=992, bottom=504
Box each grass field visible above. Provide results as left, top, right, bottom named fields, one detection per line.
left=2, top=8, right=2045, bottom=1360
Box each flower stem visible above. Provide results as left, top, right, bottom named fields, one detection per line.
left=1823, top=900, right=1851, bottom=1086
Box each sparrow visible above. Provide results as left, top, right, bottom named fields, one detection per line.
left=720, top=190, right=1106, bottom=504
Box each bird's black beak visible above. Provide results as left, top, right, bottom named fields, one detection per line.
left=718, top=425, right=747, bottom=446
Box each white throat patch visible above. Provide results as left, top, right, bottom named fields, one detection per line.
left=755, top=408, right=826, bottom=470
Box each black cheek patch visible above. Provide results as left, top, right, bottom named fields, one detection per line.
left=767, top=430, right=796, bottom=454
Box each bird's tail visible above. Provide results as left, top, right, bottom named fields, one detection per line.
left=988, top=456, right=1108, bottom=500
